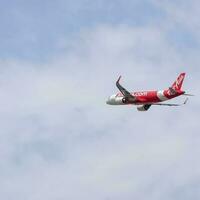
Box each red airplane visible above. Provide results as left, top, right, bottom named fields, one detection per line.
left=106, top=73, right=193, bottom=111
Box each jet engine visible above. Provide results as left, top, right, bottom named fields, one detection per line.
left=137, top=104, right=151, bottom=111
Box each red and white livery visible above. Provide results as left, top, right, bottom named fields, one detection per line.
left=106, top=73, right=192, bottom=111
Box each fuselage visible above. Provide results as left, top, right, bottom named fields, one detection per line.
left=106, top=89, right=185, bottom=105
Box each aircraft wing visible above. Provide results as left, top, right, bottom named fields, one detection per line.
left=152, top=103, right=181, bottom=106
left=152, top=98, right=188, bottom=106
left=116, top=76, right=136, bottom=101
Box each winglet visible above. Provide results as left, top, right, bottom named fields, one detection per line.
left=184, top=98, right=189, bottom=105
left=116, top=75, right=122, bottom=84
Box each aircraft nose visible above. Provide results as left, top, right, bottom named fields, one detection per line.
left=106, top=97, right=111, bottom=104
left=106, top=95, right=115, bottom=105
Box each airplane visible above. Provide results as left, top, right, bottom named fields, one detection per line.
left=106, top=73, right=193, bottom=111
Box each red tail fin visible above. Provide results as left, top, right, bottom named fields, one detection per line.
left=172, top=73, right=186, bottom=91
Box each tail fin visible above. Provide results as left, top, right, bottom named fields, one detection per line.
left=171, top=73, right=186, bottom=91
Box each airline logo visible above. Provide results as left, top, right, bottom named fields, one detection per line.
left=172, top=73, right=185, bottom=90
left=117, top=92, right=148, bottom=97
left=132, top=92, right=147, bottom=96
left=176, top=74, right=184, bottom=87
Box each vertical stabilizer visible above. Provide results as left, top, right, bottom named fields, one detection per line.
left=172, top=73, right=186, bottom=91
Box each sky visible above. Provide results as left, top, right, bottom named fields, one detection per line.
left=0, top=0, right=200, bottom=200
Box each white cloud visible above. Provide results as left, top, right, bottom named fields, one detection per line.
left=0, top=24, right=199, bottom=200
left=152, top=0, right=200, bottom=39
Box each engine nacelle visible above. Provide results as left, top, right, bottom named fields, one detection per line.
left=137, top=104, right=151, bottom=111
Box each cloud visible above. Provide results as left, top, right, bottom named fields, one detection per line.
left=152, top=0, right=200, bottom=44
left=0, top=0, right=165, bottom=61
left=0, top=22, right=200, bottom=200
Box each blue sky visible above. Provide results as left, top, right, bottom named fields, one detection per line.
left=0, top=0, right=172, bottom=61
left=0, top=1, right=200, bottom=200
left=0, top=0, right=198, bottom=62
left=1, top=0, right=198, bottom=61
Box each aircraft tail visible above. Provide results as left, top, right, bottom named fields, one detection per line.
left=171, top=73, right=186, bottom=91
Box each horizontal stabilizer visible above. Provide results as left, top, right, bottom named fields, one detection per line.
left=183, top=93, right=194, bottom=96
